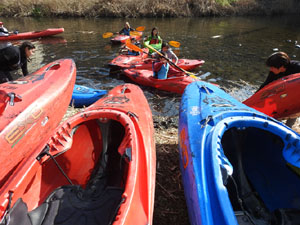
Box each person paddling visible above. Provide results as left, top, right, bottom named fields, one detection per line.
left=152, top=53, right=181, bottom=79
left=0, top=41, right=36, bottom=83
left=144, top=27, right=162, bottom=45
left=118, top=22, right=134, bottom=36
left=152, top=42, right=178, bottom=64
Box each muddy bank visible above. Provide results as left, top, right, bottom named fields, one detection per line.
left=0, top=0, right=300, bottom=17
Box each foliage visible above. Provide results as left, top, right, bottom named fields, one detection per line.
left=0, top=0, right=299, bottom=17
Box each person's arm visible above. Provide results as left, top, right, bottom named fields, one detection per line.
left=21, top=60, right=28, bottom=76
left=256, top=72, right=274, bottom=92
left=158, top=36, right=162, bottom=44
left=169, top=49, right=178, bottom=64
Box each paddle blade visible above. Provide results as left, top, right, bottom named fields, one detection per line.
left=129, top=31, right=142, bottom=36
left=136, top=26, right=145, bottom=32
left=125, top=39, right=144, bottom=53
left=169, top=41, right=181, bottom=48
left=102, top=32, right=114, bottom=38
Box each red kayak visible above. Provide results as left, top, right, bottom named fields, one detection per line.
left=123, top=68, right=197, bottom=94
left=243, top=73, right=300, bottom=119
left=0, top=59, right=76, bottom=187
left=109, top=53, right=205, bottom=71
left=111, top=31, right=143, bottom=44
left=0, top=28, right=64, bottom=41
left=0, top=84, right=156, bottom=225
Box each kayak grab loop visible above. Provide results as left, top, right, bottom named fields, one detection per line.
left=121, top=86, right=127, bottom=94
left=7, top=93, right=22, bottom=106
left=0, top=91, right=22, bottom=115
left=201, top=115, right=213, bottom=128
left=46, top=62, right=61, bottom=71
left=36, top=145, right=74, bottom=185
left=199, top=84, right=213, bottom=94
left=127, top=111, right=138, bottom=120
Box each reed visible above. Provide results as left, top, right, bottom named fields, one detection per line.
left=0, top=0, right=299, bottom=17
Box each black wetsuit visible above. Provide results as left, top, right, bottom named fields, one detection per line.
left=0, top=45, right=28, bottom=84
left=258, top=60, right=300, bottom=91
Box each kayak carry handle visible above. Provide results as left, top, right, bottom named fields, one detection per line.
left=7, top=92, right=22, bottom=106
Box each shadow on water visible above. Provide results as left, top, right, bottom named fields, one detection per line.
left=1, top=15, right=300, bottom=117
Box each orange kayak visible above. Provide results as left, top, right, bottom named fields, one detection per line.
left=0, top=28, right=64, bottom=41
left=0, top=59, right=76, bottom=187
left=123, top=68, right=197, bottom=94
left=243, top=73, right=300, bottom=119
left=0, top=84, right=156, bottom=225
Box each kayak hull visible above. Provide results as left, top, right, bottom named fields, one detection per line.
left=179, top=81, right=300, bottom=225
left=123, top=69, right=197, bottom=94
left=0, top=59, right=76, bottom=186
left=0, top=28, right=64, bottom=41
left=243, top=73, right=300, bottom=119
left=0, top=84, right=156, bottom=225
left=71, top=84, right=107, bottom=108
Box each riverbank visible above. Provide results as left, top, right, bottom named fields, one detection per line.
left=1, top=0, right=300, bottom=17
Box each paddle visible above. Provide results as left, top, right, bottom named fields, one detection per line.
left=142, top=42, right=198, bottom=78
left=102, top=26, right=145, bottom=39
left=169, top=41, right=181, bottom=48
left=125, top=39, right=148, bottom=54
left=129, top=31, right=143, bottom=36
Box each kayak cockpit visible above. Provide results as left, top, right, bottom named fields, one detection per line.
left=0, top=118, right=132, bottom=225
left=221, top=126, right=300, bottom=225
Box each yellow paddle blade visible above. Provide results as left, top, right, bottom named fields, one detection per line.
left=129, top=31, right=142, bottom=36
left=169, top=41, right=181, bottom=48
left=136, top=26, right=145, bottom=32
left=102, top=32, right=114, bottom=38
left=125, top=39, right=144, bottom=53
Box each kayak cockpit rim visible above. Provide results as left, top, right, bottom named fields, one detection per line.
left=0, top=109, right=140, bottom=224
left=207, top=114, right=300, bottom=224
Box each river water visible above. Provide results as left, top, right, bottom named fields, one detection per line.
left=1, top=15, right=300, bottom=117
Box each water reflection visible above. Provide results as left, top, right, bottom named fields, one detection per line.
left=1, top=16, right=300, bottom=116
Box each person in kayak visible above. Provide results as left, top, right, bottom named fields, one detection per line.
left=257, top=51, right=300, bottom=127
left=152, top=42, right=178, bottom=64
left=258, top=51, right=300, bottom=91
left=0, top=21, right=9, bottom=37
left=0, top=41, right=36, bottom=83
left=152, top=53, right=181, bottom=79
left=144, top=27, right=162, bottom=45
left=118, top=22, right=134, bottom=36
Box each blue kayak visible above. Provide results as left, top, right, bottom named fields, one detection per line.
left=179, top=81, right=300, bottom=225
left=71, top=84, right=107, bottom=108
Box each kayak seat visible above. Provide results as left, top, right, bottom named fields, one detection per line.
left=3, top=185, right=124, bottom=225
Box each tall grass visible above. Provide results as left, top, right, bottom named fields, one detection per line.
left=0, top=0, right=299, bottom=17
